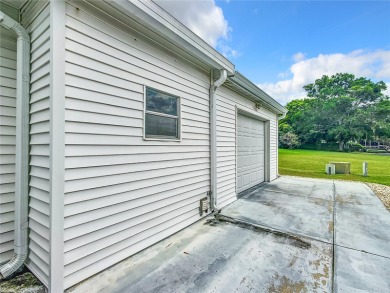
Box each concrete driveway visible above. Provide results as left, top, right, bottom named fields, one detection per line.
left=70, top=177, right=390, bottom=293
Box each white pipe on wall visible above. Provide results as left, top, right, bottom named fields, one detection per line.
left=278, top=112, right=287, bottom=120
left=210, top=69, right=227, bottom=212
left=0, top=11, right=30, bottom=279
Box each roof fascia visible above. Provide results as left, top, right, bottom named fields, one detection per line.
left=228, top=72, right=287, bottom=115
left=102, top=1, right=286, bottom=115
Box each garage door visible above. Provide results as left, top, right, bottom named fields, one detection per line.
left=237, top=113, right=265, bottom=193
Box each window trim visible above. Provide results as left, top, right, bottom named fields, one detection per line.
left=143, top=85, right=182, bottom=141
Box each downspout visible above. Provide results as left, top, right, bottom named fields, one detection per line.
left=0, top=11, right=30, bottom=279
left=278, top=112, right=287, bottom=120
left=210, top=69, right=227, bottom=213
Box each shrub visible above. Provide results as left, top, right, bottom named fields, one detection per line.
left=366, top=149, right=387, bottom=153
left=299, top=143, right=339, bottom=152
left=280, top=131, right=300, bottom=149
left=346, top=142, right=365, bottom=152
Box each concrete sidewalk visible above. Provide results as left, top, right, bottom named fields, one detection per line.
left=69, top=177, right=390, bottom=293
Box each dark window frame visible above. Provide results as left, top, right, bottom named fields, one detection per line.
left=143, top=86, right=181, bottom=141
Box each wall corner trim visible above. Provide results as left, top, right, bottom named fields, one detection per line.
left=49, top=0, right=66, bottom=292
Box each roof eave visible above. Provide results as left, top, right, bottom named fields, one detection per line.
left=105, top=0, right=235, bottom=75
left=228, top=72, right=287, bottom=115
left=102, top=1, right=286, bottom=115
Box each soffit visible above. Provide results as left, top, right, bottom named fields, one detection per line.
left=2, top=0, right=27, bottom=9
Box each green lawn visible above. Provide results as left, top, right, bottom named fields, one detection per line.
left=279, top=149, right=390, bottom=186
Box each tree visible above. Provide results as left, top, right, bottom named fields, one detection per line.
left=303, top=73, right=388, bottom=150
left=279, top=73, right=389, bottom=151
left=366, top=99, right=390, bottom=141
left=354, top=99, right=388, bottom=145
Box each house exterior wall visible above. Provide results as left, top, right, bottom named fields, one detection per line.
left=0, top=1, right=283, bottom=290
left=21, top=0, right=51, bottom=286
left=0, top=2, right=18, bottom=265
left=216, top=86, right=278, bottom=208
left=62, top=1, right=211, bottom=288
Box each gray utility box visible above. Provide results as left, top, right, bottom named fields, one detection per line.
left=330, top=162, right=351, bottom=174
left=326, top=164, right=336, bottom=175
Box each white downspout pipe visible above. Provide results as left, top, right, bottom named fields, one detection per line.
left=210, top=69, right=227, bottom=213
left=0, top=11, right=30, bottom=279
left=278, top=112, right=287, bottom=120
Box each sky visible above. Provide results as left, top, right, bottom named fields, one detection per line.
left=156, top=0, right=390, bottom=105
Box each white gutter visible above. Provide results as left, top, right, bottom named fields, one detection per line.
left=278, top=112, right=287, bottom=120
left=105, top=0, right=235, bottom=75
left=0, top=11, right=30, bottom=279
left=210, top=69, right=227, bottom=212
left=228, top=72, right=287, bottom=115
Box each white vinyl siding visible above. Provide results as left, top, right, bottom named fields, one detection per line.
left=21, top=0, right=51, bottom=286
left=216, top=86, right=278, bottom=208
left=0, top=3, right=18, bottom=265
left=0, top=0, right=283, bottom=289
left=62, top=0, right=210, bottom=289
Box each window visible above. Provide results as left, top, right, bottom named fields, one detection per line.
left=144, top=86, right=181, bottom=140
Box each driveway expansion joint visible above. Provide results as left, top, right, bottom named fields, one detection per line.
left=259, top=188, right=333, bottom=202
left=334, top=244, right=390, bottom=260
left=214, top=214, right=311, bottom=249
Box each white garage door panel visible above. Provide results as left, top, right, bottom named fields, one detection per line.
left=237, top=114, right=265, bottom=193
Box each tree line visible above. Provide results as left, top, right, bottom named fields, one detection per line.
left=279, top=73, right=390, bottom=151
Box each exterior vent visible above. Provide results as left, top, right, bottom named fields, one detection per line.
left=199, top=197, right=208, bottom=216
